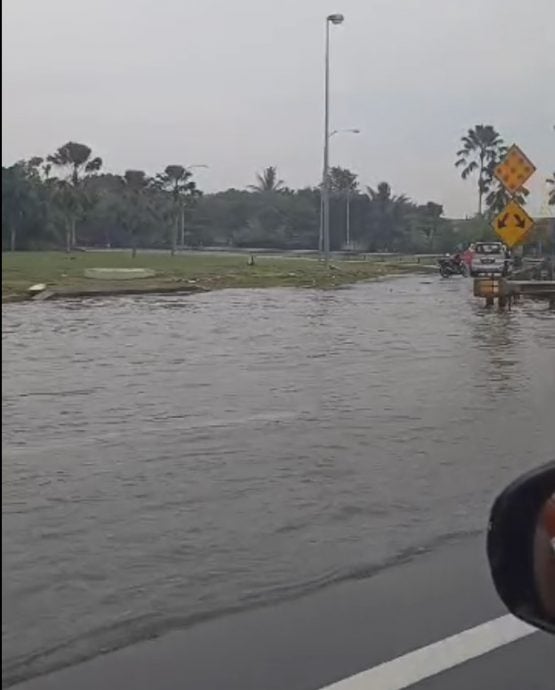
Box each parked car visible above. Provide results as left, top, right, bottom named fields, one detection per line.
left=469, top=241, right=511, bottom=277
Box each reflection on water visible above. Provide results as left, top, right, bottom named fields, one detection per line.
left=470, top=311, right=521, bottom=394
left=2, top=277, right=554, bottom=685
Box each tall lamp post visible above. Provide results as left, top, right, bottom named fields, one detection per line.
left=320, top=13, right=344, bottom=261
left=346, top=186, right=352, bottom=248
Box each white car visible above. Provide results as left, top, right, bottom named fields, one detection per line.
left=470, top=242, right=510, bottom=277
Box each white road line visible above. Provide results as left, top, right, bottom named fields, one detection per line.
left=320, top=614, right=537, bottom=690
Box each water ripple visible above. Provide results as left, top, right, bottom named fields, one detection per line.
left=2, top=277, right=554, bottom=686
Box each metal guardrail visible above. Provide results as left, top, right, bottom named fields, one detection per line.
left=474, top=276, right=555, bottom=308
left=504, top=280, right=555, bottom=296
left=336, top=253, right=442, bottom=263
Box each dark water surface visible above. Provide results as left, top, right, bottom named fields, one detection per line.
left=2, top=277, right=554, bottom=685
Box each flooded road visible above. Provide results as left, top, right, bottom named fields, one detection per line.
left=2, top=276, right=554, bottom=685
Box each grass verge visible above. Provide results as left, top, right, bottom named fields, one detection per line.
left=2, top=251, right=435, bottom=302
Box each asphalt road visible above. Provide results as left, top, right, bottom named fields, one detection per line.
left=12, top=533, right=552, bottom=690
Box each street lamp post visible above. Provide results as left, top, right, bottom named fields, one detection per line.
left=346, top=187, right=351, bottom=248
left=320, top=13, right=344, bottom=262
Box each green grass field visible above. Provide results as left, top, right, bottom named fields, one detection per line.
left=2, top=251, right=433, bottom=302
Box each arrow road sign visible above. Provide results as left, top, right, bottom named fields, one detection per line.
left=497, top=213, right=509, bottom=229
left=492, top=200, right=534, bottom=248
left=514, top=214, right=526, bottom=229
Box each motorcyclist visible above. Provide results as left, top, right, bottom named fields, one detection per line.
left=462, top=244, right=475, bottom=269
left=439, top=251, right=466, bottom=277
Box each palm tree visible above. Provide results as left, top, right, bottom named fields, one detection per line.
left=366, top=182, right=412, bottom=251
left=366, top=182, right=410, bottom=205
left=547, top=172, right=555, bottom=206
left=249, top=166, right=284, bottom=192
left=47, top=142, right=102, bottom=250
left=155, top=165, right=199, bottom=254
left=455, top=125, right=505, bottom=216
left=48, top=142, right=102, bottom=186
left=485, top=185, right=530, bottom=216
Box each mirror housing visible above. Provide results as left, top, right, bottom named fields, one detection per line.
left=487, top=461, right=555, bottom=634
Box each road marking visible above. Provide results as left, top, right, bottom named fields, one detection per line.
left=320, top=614, right=536, bottom=690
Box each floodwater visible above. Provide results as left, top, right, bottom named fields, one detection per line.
left=2, top=276, right=554, bottom=686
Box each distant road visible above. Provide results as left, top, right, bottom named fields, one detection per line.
left=83, top=246, right=441, bottom=261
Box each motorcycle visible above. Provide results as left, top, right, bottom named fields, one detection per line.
left=438, top=255, right=468, bottom=278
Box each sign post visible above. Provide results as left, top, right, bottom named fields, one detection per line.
left=492, top=144, right=536, bottom=248
left=492, top=199, right=535, bottom=248
left=494, top=145, right=536, bottom=195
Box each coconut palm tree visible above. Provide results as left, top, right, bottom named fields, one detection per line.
left=47, top=142, right=102, bottom=249
left=249, top=166, right=285, bottom=192
left=155, top=165, right=199, bottom=254
left=366, top=181, right=410, bottom=205
left=455, top=125, right=505, bottom=216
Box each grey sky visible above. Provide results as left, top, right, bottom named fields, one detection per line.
left=2, top=0, right=554, bottom=217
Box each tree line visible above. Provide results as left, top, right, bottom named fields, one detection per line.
left=3, top=127, right=554, bottom=254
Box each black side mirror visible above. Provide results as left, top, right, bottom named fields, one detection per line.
left=487, top=461, right=555, bottom=634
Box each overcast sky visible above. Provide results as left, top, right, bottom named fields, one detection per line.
left=2, top=0, right=554, bottom=217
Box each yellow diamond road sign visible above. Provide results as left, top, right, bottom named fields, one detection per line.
left=494, top=144, right=536, bottom=194
left=492, top=200, right=534, bottom=248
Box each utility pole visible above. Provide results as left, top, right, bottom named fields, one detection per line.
left=320, top=14, right=344, bottom=261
